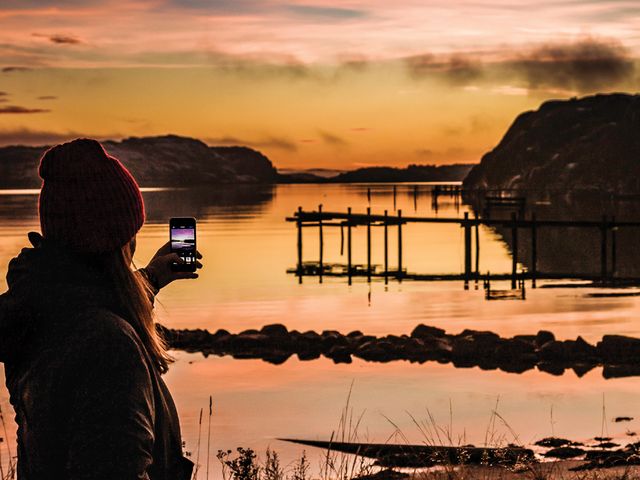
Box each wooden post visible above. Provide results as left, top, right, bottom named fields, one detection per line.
left=511, top=212, right=518, bottom=289
left=318, top=204, right=323, bottom=284
left=531, top=212, right=537, bottom=288
left=601, top=215, right=608, bottom=283
left=611, top=215, right=617, bottom=280
left=297, top=206, right=303, bottom=284
left=367, top=206, right=372, bottom=282
left=384, top=210, right=389, bottom=285
left=393, top=185, right=397, bottom=211
left=474, top=211, right=480, bottom=283
left=347, top=207, right=352, bottom=285
left=340, top=223, right=344, bottom=256
left=367, top=187, right=371, bottom=205
left=397, top=209, right=403, bottom=281
left=413, top=185, right=418, bottom=211
left=464, top=212, right=471, bottom=289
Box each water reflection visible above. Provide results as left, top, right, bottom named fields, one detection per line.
left=0, top=184, right=275, bottom=225
left=467, top=191, right=640, bottom=279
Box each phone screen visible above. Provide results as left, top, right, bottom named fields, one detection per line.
left=170, top=218, right=197, bottom=272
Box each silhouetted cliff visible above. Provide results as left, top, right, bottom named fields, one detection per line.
left=0, top=135, right=278, bottom=188
left=463, top=93, right=640, bottom=192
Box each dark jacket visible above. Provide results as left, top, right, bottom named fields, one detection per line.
left=0, top=234, right=193, bottom=479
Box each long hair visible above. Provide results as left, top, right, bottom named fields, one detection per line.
left=100, top=241, right=173, bottom=374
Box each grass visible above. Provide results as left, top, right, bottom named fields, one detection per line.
left=0, top=402, right=16, bottom=480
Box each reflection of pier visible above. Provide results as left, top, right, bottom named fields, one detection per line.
left=286, top=205, right=640, bottom=289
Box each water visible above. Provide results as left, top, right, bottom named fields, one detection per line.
left=2, top=184, right=640, bottom=476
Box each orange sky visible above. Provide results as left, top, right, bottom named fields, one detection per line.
left=0, top=0, right=638, bottom=169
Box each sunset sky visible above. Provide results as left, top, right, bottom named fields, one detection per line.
left=0, top=0, right=638, bottom=169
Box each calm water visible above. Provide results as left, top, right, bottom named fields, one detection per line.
left=2, top=184, right=640, bottom=476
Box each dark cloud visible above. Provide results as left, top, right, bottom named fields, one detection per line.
left=0, top=105, right=50, bottom=114
left=507, top=38, right=635, bottom=92
left=37, top=95, right=57, bottom=100
left=49, top=34, right=82, bottom=45
left=285, top=4, right=368, bottom=20
left=2, top=66, right=32, bottom=73
left=33, top=33, right=82, bottom=45
left=0, top=91, right=8, bottom=97
left=0, top=128, right=90, bottom=146
left=206, top=135, right=297, bottom=152
left=318, top=130, right=348, bottom=146
left=405, top=53, right=483, bottom=84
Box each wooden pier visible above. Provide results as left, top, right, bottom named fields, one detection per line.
left=287, top=206, right=640, bottom=289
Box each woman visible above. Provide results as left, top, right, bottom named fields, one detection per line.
left=0, top=139, right=201, bottom=479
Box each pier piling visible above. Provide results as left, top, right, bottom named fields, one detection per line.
left=531, top=213, right=537, bottom=288
left=384, top=210, right=389, bottom=284
left=347, top=207, right=352, bottom=285
left=297, top=206, right=303, bottom=284
left=318, top=204, right=323, bottom=283
left=367, top=207, right=372, bottom=282
left=398, top=209, right=403, bottom=281
left=464, top=212, right=471, bottom=289
left=511, top=212, right=518, bottom=289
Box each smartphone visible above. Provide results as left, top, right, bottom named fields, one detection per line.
left=170, top=217, right=197, bottom=272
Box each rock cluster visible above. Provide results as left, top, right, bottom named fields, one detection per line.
left=158, top=323, right=640, bottom=378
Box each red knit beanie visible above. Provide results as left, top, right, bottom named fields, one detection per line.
left=38, top=138, right=145, bottom=254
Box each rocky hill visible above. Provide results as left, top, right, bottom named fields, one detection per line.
left=463, top=93, right=640, bottom=193
left=0, top=135, right=278, bottom=188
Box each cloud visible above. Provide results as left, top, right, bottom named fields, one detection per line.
left=33, top=33, right=82, bottom=45
left=205, top=135, right=297, bottom=151
left=37, top=95, right=57, bottom=100
left=350, top=127, right=372, bottom=132
left=0, top=91, right=8, bottom=97
left=319, top=130, right=348, bottom=146
left=405, top=53, right=484, bottom=84
left=0, top=105, right=50, bottom=114
left=0, top=128, right=93, bottom=146
left=284, top=4, right=368, bottom=20
left=507, top=38, right=635, bottom=92
left=2, top=66, right=32, bottom=73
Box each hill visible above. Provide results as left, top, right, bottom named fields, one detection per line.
left=463, top=93, right=640, bottom=192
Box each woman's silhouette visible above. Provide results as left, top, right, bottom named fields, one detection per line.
left=0, top=138, right=201, bottom=479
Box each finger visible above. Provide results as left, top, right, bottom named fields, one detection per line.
left=175, top=272, right=199, bottom=280
left=155, top=241, right=172, bottom=256
left=196, top=250, right=203, bottom=259
left=195, top=260, right=203, bottom=269
left=167, top=253, right=185, bottom=263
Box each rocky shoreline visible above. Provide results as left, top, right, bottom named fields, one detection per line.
left=158, top=323, right=640, bottom=378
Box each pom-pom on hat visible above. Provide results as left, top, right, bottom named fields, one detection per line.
left=38, top=138, right=145, bottom=254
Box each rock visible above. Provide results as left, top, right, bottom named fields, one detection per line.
left=321, top=331, right=350, bottom=350
left=355, top=341, right=397, bottom=362
left=598, top=335, right=640, bottom=362
left=347, top=330, right=364, bottom=338
left=229, top=333, right=271, bottom=350
left=614, top=416, right=634, bottom=422
left=571, top=363, right=596, bottom=377
left=537, top=340, right=567, bottom=361
left=562, top=337, right=599, bottom=361
left=537, top=362, right=565, bottom=376
left=260, top=324, right=289, bottom=337
left=535, top=330, right=555, bottom=348
left=325, top=345, right=353, bottom=364
left=542, top=446, right=585, bottom=459
left=353, top=469, right=409, bottom=480
left=535, top=437, right=580, bottom=448
left=512, top=335, right=536, bottom=346
left=411, top=324, right=447, bottom=339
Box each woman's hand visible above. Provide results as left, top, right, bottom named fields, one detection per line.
left=142, top=242, right=203, bottom=290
